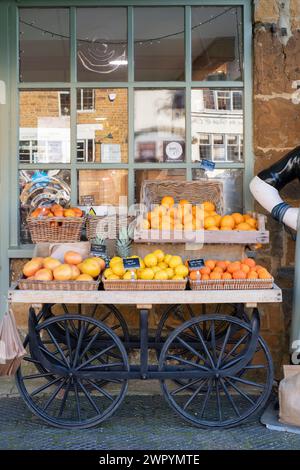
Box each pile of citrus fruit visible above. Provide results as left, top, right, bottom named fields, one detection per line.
left=30, top=204, right=83, bottom=218
left=140, top=196, right=257, bottom=231
left=23, top=251, right=105, bottom=282
left=188, top=258, right=272, bottom=281
left=103, top=250, right=189, bottom=281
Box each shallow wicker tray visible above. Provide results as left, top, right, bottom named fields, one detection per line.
left=189, top=277, right=274, bottom=291
left=102, top=277, right=187, bottom=291
left=18, top=275, right=100, bottom=291
left=27, top=216, right=85, bottom=243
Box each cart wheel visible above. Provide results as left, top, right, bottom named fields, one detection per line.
left=159, top=314, right=273, bottom=428
left=16, top=314, right=129, bottom=429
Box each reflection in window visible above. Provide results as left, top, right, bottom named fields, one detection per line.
left=192, top=6, right=243, bottom=81
left=76, top=89, right=128, bottom=163
left=134, top=7, right=184, bottom=81
left=78, top=170, right=128, bottom=206
left=191, top=89, right=243, bottom=163
left=135, top=89, right=185, bottom=163
left=77, top=8, right=127, bottom=82
left=193, top=168, right=243, bottom=213
left=19, top=8, right=70, bottom=82
left=135, top=169, right=186, bottom=203
left=19, top=90, right=70, bottom=164
left=19, top=169, right=71, bottom=244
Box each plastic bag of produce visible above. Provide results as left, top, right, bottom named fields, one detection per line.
left=0, top=308, right=26, bottom=376
left=279, top=366, right=300, bottom=426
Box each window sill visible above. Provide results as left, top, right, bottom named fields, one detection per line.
left=9, top=246, right=34, bottom=258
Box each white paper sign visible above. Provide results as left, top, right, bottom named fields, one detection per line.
left=101, top=144, right=121, bottom=163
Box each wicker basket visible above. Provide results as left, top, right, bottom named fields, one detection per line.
left=140, top=179, right=224, bottom=213
left=189, top=278, right=274, bottom=291
left=86, top=214, right=134, bottom=240
left=27, top=216, right=85, bottom=243
left=18, top=275, right=100, bottom=291
left=103, top=277, right=187, bottom=291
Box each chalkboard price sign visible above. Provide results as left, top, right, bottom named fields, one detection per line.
left=188, top=258, right=205, bottom=270
left=123, top=258, right=141, bottom=270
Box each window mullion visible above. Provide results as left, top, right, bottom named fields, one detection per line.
left=70, top=6, right=77, bottom=205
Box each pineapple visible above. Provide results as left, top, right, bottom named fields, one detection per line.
left=115, top=227, right=132, bottom=259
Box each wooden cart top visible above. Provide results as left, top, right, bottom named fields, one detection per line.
left=8, top=285, right=282, bottom=308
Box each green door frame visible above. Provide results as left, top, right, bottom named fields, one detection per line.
left=0, top=0, right=253, bottom=318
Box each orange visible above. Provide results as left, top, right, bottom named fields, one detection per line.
left=216, top=261, right=227, bottom=271
left=214, top=214, right=222, bottom=227
left=240, top=263, right=250, bottom=274
left=243, top=214, right=252, bottom=220
left=258, top=270, right=272, bottom=279
left=72, top=207, right=83, bottom=218
left=192, top=205, right=203, bottom=219
left=64, top=208, right=76, bottom=218
left=64, top=251, right=83, bottom=265
left=53, top=264, right=73, bottom=281
left=161, top=196, right=175, bottom=208
left=246, top=217, right=257, bottom=228
left=255, top=265, right=266, bottom=273
left=201, top=273, right=210, bottom=280
left=200, top=266, right=211, bottom=275
left=189, top=270, right=201, bottom=281
left=209, top=226, right=220, bottom=231
left=232, top=270, right=247, bottom=279
left=202, top=201, right=216, bottom=212
left=168, top=207, right=178, bottom=219
left=236, top=222, right=252, bottom=231
left=23, top=259, right=43, bottom=277
left=213, top=266, right=224, bottom=274
left=179, top=199, right=190, bottom=207
left=204, top=216, right=217, bottom=229
left=232, top=213, right=244, bottom=225
left=43, top=257, right=61, bottom=271
left=221, top=226, right=233, bottom=231
left=227, top=262, right=241, bottom=274
left=242, top=258, right=256, bottom=269
left=205, top=260, right=216, bottom=270
left=31, top=208, right=43, bottom=218
left=222, top=272, right=232, bottom=280
left=210, top=272, right=222, bottom=280
left=34, top=268, right=53, bottom=281
left=220, top=215, right=235, bottom=229
left=247, top=271, right=258, bottom=279
left=224, top=260, right=231, bottom=267
left=70, top=265, right=81, bottom=280
left=76, top=274, right=94, bottom=281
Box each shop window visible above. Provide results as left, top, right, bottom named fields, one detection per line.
left=135, top=169, right=186, bottom=203
left=19, top=8, right=70, bottom=82
left=78, top=170, right=128, bottom=206
left=77, top=89, right=95, bottom=112
left=77, top=140, right=94, bottom=163
left=19, top=90, right=70, bottom=164
left=134, top=89, right=185, bottom=163
left=134, top=7, right=185, bottom=81
left=77, top=7, right=127, bottom=82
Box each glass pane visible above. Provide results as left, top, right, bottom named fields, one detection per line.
left=192, top=6, right=243, bottom=81
left=76, top=89, right=128, bottom=163
left=78, top=170, right=128, bottom=206
left=192, top=168, right=243, bottom=213
left=135, top=89, right=185, bottom=163
left=135, top=169, right=186, bottom=203
left=19, top=90, right=70, bottom=164
left=19, top=8, right=70, bottom=82
left=191, top=89, right=243, bottom=163
left=134, top=7, right=184, bottom=81
left=77, top=8, right=127, bottom=82
left=19, top=169, right=71, bottom=244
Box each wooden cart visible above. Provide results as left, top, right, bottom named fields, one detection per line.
left=9, top=285, right=282, bottom=430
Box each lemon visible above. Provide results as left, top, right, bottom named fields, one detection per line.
left=140, top=268, right=154, bottom=280
left=123, top=271, right=137, bottom=280
left=172, top=274, right=184, bottom=280
left=165, top=267, right=174, bottom=279
left=111, top=262, right=125, bottom=277
left=169, top=255, right=183, bottom=269
left=144, top=253, right=157, bottom=268
left=152, top=249, right=165, bottom=262
left=103, top=268, right=113, bottom=279
left=107, top=274, right=120, bottom=280
left=137, top=268, right=143, bottom=279
left=154, top=270, right=168, bottom=280
left=158, top=261, right=168, bottom=269
left=110, top=256, right=122, bottom=267
left=152, top=266, right=162, bottom=274
left=139, top=258, right=145, bottom=269
left=164, top=254, right=172, bottom=265
left=175, top=264, right=189, bottom=278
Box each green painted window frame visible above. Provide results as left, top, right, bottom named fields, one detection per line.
left=0, top=0, right=252, bottom=277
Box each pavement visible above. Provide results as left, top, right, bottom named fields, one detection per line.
left=0, top=379, right=300, bottom=450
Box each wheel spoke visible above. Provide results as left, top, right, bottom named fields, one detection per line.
left=30, top=376, right=62, bottom=397
left=64, top=320, right=73, bottom=362
left=209, top=320, right=217, bottom=363
left=199, top=379, right=213, bottom=418
left=220, top=378, right=240, bottom=417
left=76, top=344, right=118, bottom=370
left=39, top=346, right=67, bottom=367
left=183, top=379, right=208, bottom=410
left=224, top=378, right=255, bottom=405
left=175, top=336, right=209, bottom=366
left=190, top=325, right=215, bottom=368
left=73, top=379, right=81, bottom=421
left=77, top=379, right=101, bottom=415
left=58, top=379, right=72, bottom=418
left=78, top=330, right=100, bottom=363
left=43, top=378, right=67, bottom=411
left=23, top=372, right=54, bottom=380
left=222, top=333, right=249, bottom=363
left=170, top=378, right=205, bottom=396
left=81, top=362, right=124, bottom=371
left=216, top=324, right=232, bottom=368
left=86, top=379, right=114, bottom=401
left=227, top=375, right=264, bottom=389
left=72, top=320, right=86, bottom=368
left=45, top=327, right=70, bottom=367
left=166, top=354, right=209, bottom=372
left=215, top=379, right=222, bottom=421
